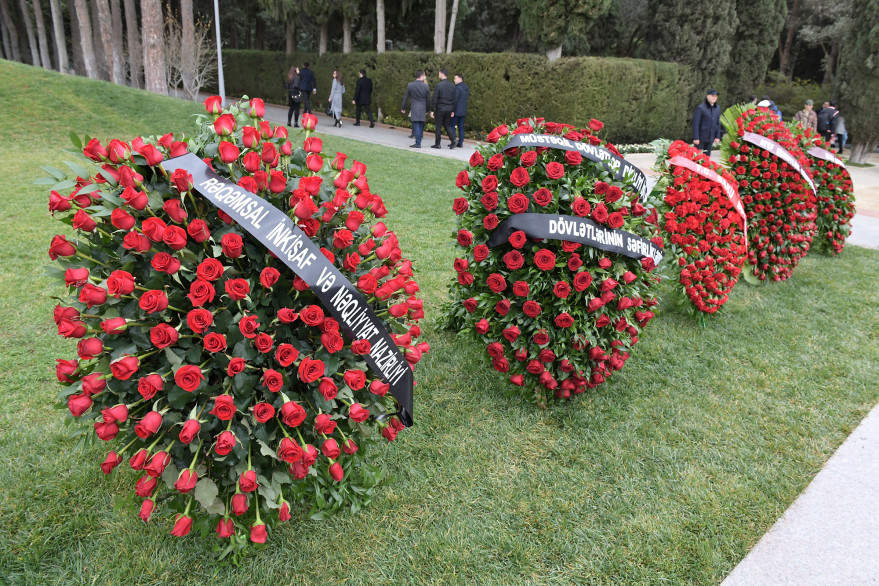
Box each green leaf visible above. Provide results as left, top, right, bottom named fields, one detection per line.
left=193, top=477, right=219, bottom=509
left=63, top=160, right=91, bottom=179
left=40, top=165, right=67, bottom=181
left=257, top=439, right=278, bottom=460
left=204, top=497, right=226, bottom=515
left=69, top=131, right=83, bottom=149
left=52, top=179, right=77, bottom=191
left=33, top=177, right=58, bottom=185
left=164, top=347, right=184, bottom=367
left=161, top=463, right=179, bottom=490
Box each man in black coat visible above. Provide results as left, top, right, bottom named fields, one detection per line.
left=352, top=69, right=374, bottom=127
left=451, top=73, right=470, bottom=148
left=430, top=69, right=456, bottom=149
left=401, top=70, right=430, bottom=148
left=692, top=89, right=722, bottom=155
left=298, top=63, right=317, bottom=114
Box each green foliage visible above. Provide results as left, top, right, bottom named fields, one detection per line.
left=724, top=0, right=788, bottom=99
left=213, top=49, right=695, bottom=143
left=515, top=0, right=612, bottom=53
left=644, top=0, right=738, bottom=105
left=836, top=0, right=879, bottom=151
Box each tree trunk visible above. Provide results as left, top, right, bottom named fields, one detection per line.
left=778, top=0, right=800, bottom=78
left=342, top=14, right=351, bottom=53
left=94, top=0, right=123, bottom=83
left=285, top=18, right=295, bottom=54
left=32, top=0, right=52, bottom=68
left=849, top=141, right=877, bottom=165
left=0, top=0, right=21, bottom=62
left=122, top=0, right=141, bottom=88
left=18, top=0, right=41, bottom=66
left=141, top=0, right=166, bottom=94
left=445, top=0, right=458, bottom=53
left=822, top=41, right=839, bottom=87
left=181, top=0, right=196, bottom=99
left=319, top=21, right=327, bottom=55
left=546, top=44, right=562, bottom=61
left=90, top=0, right=108, bottom=78
left=110, top=0, right=124, bottom=82
left=48, top=0, right=68, bottom=72
left=433, top=0, right=445, bottom=53
left=72, top=0, right=99, bottom=78
left=376, top=0, right=385, bottom=53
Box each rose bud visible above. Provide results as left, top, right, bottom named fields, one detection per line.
left=204, top=95, right=223, bottom=114
left=239, top=470, right=258, bottom=493
left=81, top=373, right=106, bottom=395
left=129, top=448, right=149, bottom=470
left=342, top=439, right=359, bottom=455
left=139, top=498, right=156, bottom=523
left=301, top=113, right=317, bottom=130
left=248, top=97, right=265, bottom=118
left=349, top=403, right=370, bottom=422
left=57, top=319, right=86, bottom=339
left=135, top=410, right=163, bottom=439
left=101, top=404, right=129, bottom=424
left=174, top=468, right=198, bottom=493
left=329, top=462, right=344, bottom=482
left=231, top=493, right=248, bottom=516
left=83, top=138, right=109, bottom=161
left=321, top=438, right=341, bottom=459
left=48, top=235, right=76, bottom=260
left=250, top=522, right=267, bottom=544
left=101, top=451, right=122, bottom=474
left=110, top=355, right=139, bottom=380
left=215, top=430, right=236, bottom=455
left=216, top=517, right=235, bottom=538
left=144, top=450, right=170, bottom=477
left=178, top=418, right=201, bottom=444
left=135, top=475, right=158, bottom=497
left=218, top=140, right=240, bottom=163
left=382, top=425, right=398, bottom=442
left=213, top=113, right=236, bottom=136
left=170, top=514, right=193, bottom=537
left=94, top=420, right=119, bottom=441
left=278, top=500, right=292, bottom=522
left=67, top=393, right=92, bottom=417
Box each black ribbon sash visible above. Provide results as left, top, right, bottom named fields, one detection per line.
left=503, top=134, right=649, bottom=199
left=487, top=213, right=663, bottom=265
left=162, top=154, right=414, bottom=426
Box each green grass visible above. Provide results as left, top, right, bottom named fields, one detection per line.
left=1, top=59, right=879, bottom=584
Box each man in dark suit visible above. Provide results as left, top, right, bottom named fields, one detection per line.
left=352, top=69, right=375, bottom=127
left=298, top=63, right=317, bottom=114
left=451, top=73, right=470, bottom=148
left=692, top=89, right=722, bottom=155
left=401, top=70, right=430, bottom=148
left=430, top=69, right=456, bottom=149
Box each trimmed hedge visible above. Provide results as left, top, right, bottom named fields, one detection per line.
left=210, top=50, right=695, bottom=144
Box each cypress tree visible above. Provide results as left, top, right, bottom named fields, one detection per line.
left=515, top=0, right=613, bottom=60
left=724, top=0, right=788, bottom=100
left=836, top=0, right=879, bottom=163
left=643, top=0, right=738, bottom=104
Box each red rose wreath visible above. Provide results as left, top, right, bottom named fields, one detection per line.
left=444, top=117, right=663, bottom=406
left=653, top=140, right=747, bottom=315
left=720, top=104, right=818, bottom=282
left=787, top=123, right=855, bottom=255
left=45, top=96, right=428, bottom=545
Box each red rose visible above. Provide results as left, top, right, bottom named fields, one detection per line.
left=238, top=314, right=260, bottom=338
left=475, top=319, right=490, bottom=334
left=263, top=368, right=284, bottom=392
left=329, top=462, right=344, bottom=482
left=220, top=233, right=243, bottom=258
left=554, top=312, right=574, bottom=328
left=227, top=357, right=246, bottom=376
left=591, top=202, right=609, bottom=224
left=48, top=235, right=76, bottom=260
left=533, top=248, right=556, bottom=271
left=473, top=244, right=490, bottom=261
left=298, top=357, right=325, bottom=383
left=349, top=403, right=370, bottom=422
left=594, top=181, right=609, bottom=195
left=572, top=197, right=591, bottom=217
left=453, top=197, right=469, bottom=215
left=179, top=418, right=200, bottom=443
left=469, top=151, right=485, bottom=167
left=215, top=430, right=237, bottom=456
left=369, top=380, right=389, bottom=396
left=110, top=355, right=139, bottom=380
left=135, top=410, right=163, bottom=439
left=565, top=150, right=582, bottom=165
left=174, top=468, right=198, bottom=494
left=509, top=167, right=530, bottom=187
left=455, top=170, right=471, bottom=190
left=481, top=175, right=498, bottom=192
left=300, top=304, right=325, bottom=326
left=187, top=279, right=215, bottom=307
left=174, top=364, right=204, bottom=392
left=553, top=281, right=571, bottom=299
left=139, top=290, right=168, bottom=314
left=545, top=162, right=565, bottom=179
left=151, top=252, right=180, bottom=274
left=64, top=267, right=89, bottom=287
left=72, top=209, right=97, bottom=231
left=187, top=219, right=210, bottom=242
left=486, top=273, right=507, bottom=293
left=253, top=332, right=274, bottom=354
left=457, top=229, right=474, bottom=247
left=79, top=284, right=107, bottom=308
left=187, top=308, right=214, bottom=334
left=483, top=214, right=499, bottom=230
left=343, top=369, right=367, bottom=390
left=203, top=332, right=227, bottom=353
left=508, top=230, right=527, bottom=249
left=67, top=393, right=92, bottom=416
left=224, top=278, right=251, bottom=300
left=573, top=271, right=593, bottom=291
left=503, top=250, right=524, bottom=270
left=523, top=300, right=542, bottom=317
left=607, top=212, right=625, bottom=229
left=507, top=192, right=530, bottom=214
left=512, top=280, right=529, bottom=297
left=487, top=153, right=505, bottom=171
left=520, top=150, right=538, bottom=167
left=280, top=401, right=307, bottom=427
left=463, top=298, right=478, bottom=312
left=76, top=337, right=103, bottom=360
left=274, top=343, right=299, bottom=367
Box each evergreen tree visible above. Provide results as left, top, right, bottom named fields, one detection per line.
left=836, top=0, right=879, bottom=163
left=515, top=0, right=612, bottom=60
left=724, top=0, right=787, bottom=101
left=644, top=0, right=738, bottom=103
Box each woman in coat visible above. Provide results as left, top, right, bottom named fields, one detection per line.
left=329, top=70, right=345, bottom=127
left=286, top=65, right=301, bottom=127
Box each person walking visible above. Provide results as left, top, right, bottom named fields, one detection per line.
left=352, top=69, right=375, bottom=128
left=817, top=99, right=840, bottom=148
left=835, top=114, right=847, bottom=154
left=298, top=62, right=317, bottom=114
left=793, top=99, right=818, bottom=132
left=430, top=69, right=456, bottom=149
left=401, top=70, right=430, bottom=148
left=450, top=73, right=470, bottom=148
left=286, top=65, right=302, bottom=127
left=328, top=70, right=346, bottom=127
left=692, top=89, right=722, bottom=155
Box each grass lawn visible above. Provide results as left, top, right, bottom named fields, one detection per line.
left=1, top=59, right=878, bottom=584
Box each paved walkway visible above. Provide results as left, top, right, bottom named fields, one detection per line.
left=257, top=98, right=879, bottom=583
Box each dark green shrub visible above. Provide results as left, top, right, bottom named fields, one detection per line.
left=209, top=50, right=694, bottom=143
